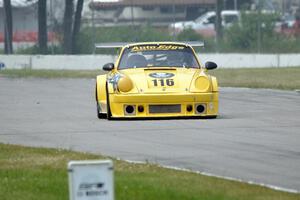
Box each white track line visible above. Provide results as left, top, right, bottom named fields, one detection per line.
left=119, top=158, right=299, bottom=194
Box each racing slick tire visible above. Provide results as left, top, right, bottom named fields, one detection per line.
left=106, top=83, right=112, bottom=120
left=95, top=84, right=107, bottom=119
left=97, top=103, right=107, bottom=119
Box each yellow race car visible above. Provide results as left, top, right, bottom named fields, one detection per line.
left=95, top=41, right=218, bottom=119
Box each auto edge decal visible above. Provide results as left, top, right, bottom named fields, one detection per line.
left=131, top=45, right=185, bottom=52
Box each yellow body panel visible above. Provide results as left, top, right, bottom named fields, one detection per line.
left=108, top=93, right=218, bottom=118
left=96, top=42, right=219, bottom=118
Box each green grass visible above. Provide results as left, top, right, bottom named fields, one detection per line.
left=0, top=143, right=299, bottom=200
left=0, top=69, right=105, bottom=79
left=1, top=67, right=300, bottom=90
left=210, top=67, right=300, bottom=90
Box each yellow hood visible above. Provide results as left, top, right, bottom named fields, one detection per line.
left=119, top=67, right=204, bottom=94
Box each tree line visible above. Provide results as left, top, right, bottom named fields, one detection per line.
left=3, top=0, right=84, bottom=54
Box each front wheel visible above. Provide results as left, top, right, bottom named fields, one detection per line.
left=96, top=84, right=106, bottom=119
left=106, top=84, right=112, bottom=120
left=97, top=103, right=107, bottom=119
left=206, top=115, right=217, bottom=119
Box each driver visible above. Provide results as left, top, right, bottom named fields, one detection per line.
left=166, top=51, right=183, bottom=67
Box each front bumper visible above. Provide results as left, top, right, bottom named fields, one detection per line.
left=107, top=92, right=218, bottom=118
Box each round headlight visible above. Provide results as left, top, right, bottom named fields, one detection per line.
left=195, top=76, right=210, bottom=92
left=117, top=76, right=133, bottom=92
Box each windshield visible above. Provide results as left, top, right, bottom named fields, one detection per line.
left=195, top=12, right=213, bottom=23
left=118, top=44, right=200, bottom=69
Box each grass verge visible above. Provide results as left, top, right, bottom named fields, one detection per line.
left=0, top=69, right=105, bottom=79
left=210, top=67, right=300, bottom=90
left=0, top=143, right=299, bottom=200
left=1, top=67, right=300, bottom=90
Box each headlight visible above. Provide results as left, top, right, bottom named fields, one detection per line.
left=117, top=76, right=133, bottom=92
left=194, top=76, right=210, bottom=92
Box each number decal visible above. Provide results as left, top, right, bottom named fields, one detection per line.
left=166, top=79, right=174, bottom=86
left=152, top=79, right=174, bottom=87
left=159, top=79, right=165, bottom=86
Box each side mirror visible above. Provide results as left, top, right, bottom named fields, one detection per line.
left=205, top=61, right=217, bottom=70
left=103, top=63, right=114, bottom=71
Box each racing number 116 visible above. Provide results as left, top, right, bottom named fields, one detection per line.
left=152, top=79, right=174, bottom=87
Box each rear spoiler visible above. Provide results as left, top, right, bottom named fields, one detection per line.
left=95, top=42, right=130, bottom=49
left=94, top=41, right=204, bottom=49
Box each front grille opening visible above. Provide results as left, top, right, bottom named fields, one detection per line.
left=149, top=104, right=181, bottom=114
left=186, top=104, right=193, bottom=112
left=124, top=105, right=136, bottom=115
left=138, top=105, right=144, bottom=113
left=195, top=104, right=206, bottom=114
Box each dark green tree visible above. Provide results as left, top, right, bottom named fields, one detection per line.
left=71, top=0, right=84, bottom=54
left=3, top=0, right=13, bottom=54
left=38, top=0, right=48, bottom=54
left=225, top=12, right=279, bottom=52
left=63, top=0, right=74, bottom=54
left=215, top=0, right=223, bottom=51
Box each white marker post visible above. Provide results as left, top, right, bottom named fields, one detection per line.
left=68, top=160, right=114, bottom=200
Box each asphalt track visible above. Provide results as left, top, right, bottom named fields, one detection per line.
left=0, top=77, right=300, bottom=192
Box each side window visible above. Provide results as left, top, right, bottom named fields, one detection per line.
left=207, top=16, right=216, bottom=24
left=224, top=15, right=238, bottom=25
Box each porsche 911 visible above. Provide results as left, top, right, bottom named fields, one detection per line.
left=95, top=41, right=218, bottom=119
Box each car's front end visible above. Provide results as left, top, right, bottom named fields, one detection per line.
left=96, top=42, right=218, bottom=119
left=107, top=67, right=218, bottom=118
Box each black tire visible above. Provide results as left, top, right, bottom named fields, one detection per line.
left=106, top=83, right=112, bottom=120
left=95, top=83, right=107, bottom=119
left=206, top=115, right=217, bottom=119
left=97, top=103, right=107, bottom=119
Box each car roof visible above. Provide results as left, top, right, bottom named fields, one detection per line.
left=200, top=10, right=239, bottom=16
left=221, top=10, right=240, bottom=15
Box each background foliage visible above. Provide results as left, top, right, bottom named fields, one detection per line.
left=15, top=12, right=300, bottom=55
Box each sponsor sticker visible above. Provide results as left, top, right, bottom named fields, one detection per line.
left=68, top=160, right=114, bottom=200
left=131, top=45, right=185, bottom=52
left=149, top=72, right=175, bottom=79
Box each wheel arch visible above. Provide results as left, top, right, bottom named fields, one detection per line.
left=96, top=75, right=107, bottom=103
left=210, top=76, right=218, bottom=92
